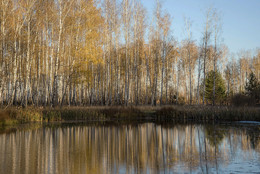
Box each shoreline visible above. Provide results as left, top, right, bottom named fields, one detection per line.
left=1, top=106, right=260, bottom=127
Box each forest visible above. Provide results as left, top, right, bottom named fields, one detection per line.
left=0, top=0, right=260, bottom=107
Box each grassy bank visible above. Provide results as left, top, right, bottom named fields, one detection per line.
left=156, top=106, right=260, bottom=122
left=0, top=106, right=144, bottom=126
left=0, top=106, right=260, bottom=127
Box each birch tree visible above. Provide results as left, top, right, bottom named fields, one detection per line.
left=52, top=0, right=74, bottom=107
left=184, top=17, right=193, bottom=104
left=122, top=0, right=132, bottom=106
left=160, top=13, right=171, bottom=105
left=201, top=8, right=213, bottom=105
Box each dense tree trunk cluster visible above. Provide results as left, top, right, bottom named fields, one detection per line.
left=0, top=0, right=259, bottom=107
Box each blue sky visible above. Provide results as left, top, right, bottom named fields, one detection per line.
left=141, top=0, right=260, bottom=54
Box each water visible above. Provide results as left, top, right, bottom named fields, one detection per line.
left=0, top=122, right=259, bottom=174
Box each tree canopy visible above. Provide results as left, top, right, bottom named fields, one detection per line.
left=0, top=0, right=259, bottom=107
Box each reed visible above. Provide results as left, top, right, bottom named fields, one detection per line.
left=0, top=105, right=259, bottom=127
left=43, top=106, right=143, bottom=121
left=0, top=107, right=42, bottom=126
left=156, top=106, right=260, bottom=122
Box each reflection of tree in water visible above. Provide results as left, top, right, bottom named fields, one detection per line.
left=0, top=122, right=260, bottom=174
left=245, top=125, right=260, bottom=149
left=205, top=124, right=226, bottom=147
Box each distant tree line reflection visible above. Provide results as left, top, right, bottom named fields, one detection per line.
left=0, top=122, right=259, bottom=174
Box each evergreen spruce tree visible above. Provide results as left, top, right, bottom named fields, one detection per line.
left=245, top=72, right=260, bottom=103
left=204, top=70, right=226, bottom=104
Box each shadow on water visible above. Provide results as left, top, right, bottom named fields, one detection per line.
left=0, top=121, right=259, bottom=174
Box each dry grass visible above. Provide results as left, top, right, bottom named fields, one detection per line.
left=156, top=105, right=260, bottom=122
left=0, top=105, right=259, bottom=126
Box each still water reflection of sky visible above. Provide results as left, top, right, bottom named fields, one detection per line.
left=0, top=122, right=259, bottom=174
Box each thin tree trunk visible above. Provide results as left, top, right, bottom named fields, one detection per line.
left=160, top=42, right=166, bottom=106
left=197, top=57, right=201, bottom=104
left=188, top=44, right=192, bottom=105
left=176, top=61, right=181, bottom=104
left=165, top=58, right=168, bottom=105
left=24, top=20, right=31, bottom=107
left=145, top=53, right=149, bottom=105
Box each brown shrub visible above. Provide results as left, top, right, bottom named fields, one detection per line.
left=0, top=111, right=9, bottom=121
left=231, top=93, right=256, bottom=107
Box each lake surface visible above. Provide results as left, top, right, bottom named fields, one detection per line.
left=0, top=122, right=259, bottom=174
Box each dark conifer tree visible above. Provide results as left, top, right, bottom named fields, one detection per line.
left=204, top=70, right=226, bottom=104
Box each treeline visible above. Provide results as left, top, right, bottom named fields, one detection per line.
left=0, top=0, right=259, bottom=107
